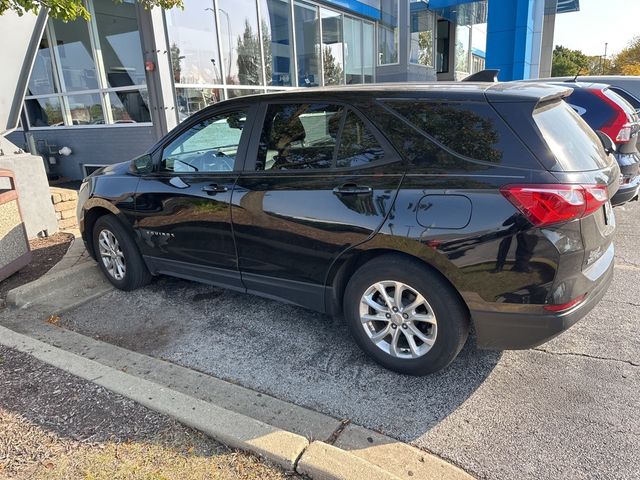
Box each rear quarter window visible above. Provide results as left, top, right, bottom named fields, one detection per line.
left=378, top=99, right=538, bottom=169
left=533, top=100, right=609, bottom=172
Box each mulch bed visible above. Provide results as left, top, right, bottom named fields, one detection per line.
left=0, top=233, right=74, bottom=304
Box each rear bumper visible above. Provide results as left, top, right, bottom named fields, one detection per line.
left=611, top=176, right=640, bottom=206
left=471, top=251, right=614, bottom=350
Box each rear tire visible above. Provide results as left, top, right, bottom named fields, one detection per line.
left=343, top=254, right=469, bottom=375
left=92, top=215, right=152, bottom=291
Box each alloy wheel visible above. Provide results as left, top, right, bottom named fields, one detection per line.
left=359, top=280, right=438, bottom=359
left=97, top=229, right=126, bottom=281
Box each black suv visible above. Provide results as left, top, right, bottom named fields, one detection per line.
left=78, top=83, right=619, bottom=375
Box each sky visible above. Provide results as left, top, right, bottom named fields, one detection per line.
left=553, top=0, right=640, bottom=57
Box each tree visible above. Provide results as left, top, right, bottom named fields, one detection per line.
left=236, top=20, right=261, bottom=85
left=1, top=0, right=183, bottom=22
left=322, top=46, right=343, bottom=86
left=170, top=42, right=184, bottom=83
left=551, top=45, right=591, bottom=77
left=609, top=37, right=640, bottom=75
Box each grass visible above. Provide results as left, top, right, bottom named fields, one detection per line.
left=1, top=410, right=299, bottom=480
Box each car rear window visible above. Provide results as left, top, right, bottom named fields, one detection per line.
left=608, top=87, right=640, bottom=110
left=379, top=100, right=537, bottom=169
left=533, top=100, right=609, bottom=171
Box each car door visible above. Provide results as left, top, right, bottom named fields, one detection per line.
left=232, top=98, right=405, bottom=311
left=133, top=105, right=255, bottom=289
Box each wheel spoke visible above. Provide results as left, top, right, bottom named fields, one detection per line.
left=389, top=328, right=401, bottom=357
left=361, top=313, right=387, bottom=324
left=403, top=330, right=421, bottom=358
left=374, top=282, right=394, bottom=309
left=407, top=323, right=435, bottom=346
left=370, top=324, right=392, bottom=343
left=412, top=313, right=436, bottom=325
left=362, top=294, right=388, bottom=313
left=404, top=292, right=426, bottom=314
left=394, top=282, right=405, bottom=309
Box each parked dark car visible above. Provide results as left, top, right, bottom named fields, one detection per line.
left=533, top=81, right=640, bottom=206
left=78, top=83, right=619, bottom=375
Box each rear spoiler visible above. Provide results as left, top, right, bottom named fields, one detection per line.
left=485, top=83, right=574, bottom=104
left=461, top=69, right=500, bottom=83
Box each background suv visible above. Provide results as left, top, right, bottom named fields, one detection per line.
left=540, top=81, right=640, bottom=205
left=78, top=83, right=618, bottom=375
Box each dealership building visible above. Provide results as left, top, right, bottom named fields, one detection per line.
left=5, top=0, right=579, bottom=180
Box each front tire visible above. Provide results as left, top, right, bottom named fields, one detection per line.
left=344, top=255, right=469, bottom=375
left=92, top=215, right=151, bottom=291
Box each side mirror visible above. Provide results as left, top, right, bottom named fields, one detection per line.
left=595, top=130, right=617, bottom=155
left=131, top=154, right=153, bottom=174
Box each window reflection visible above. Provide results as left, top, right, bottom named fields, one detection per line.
left=410, top=0, right=434, bottom=67
left=25, top=97, right=64, bottom=127
left=455, top=24, right=470, bottom=73
left=219, top=0, right=263, bottom=85
left=321, top=9, right=344, bottom=85
left=363, top=22, right=375, bottom=82
left=378, top=0, right=398, bottom=64
left=294, top=1, right=320, bottom=87
left=50, top=18, right=99, bottom=91
left=175, top=87, right=223, bottom=120
left=166, top=0, right=222, bottom=85
left=28, top=37, right=58, bottom=96
left=260, top=0, right=293, bottom=86
left=344, top=17, right=362, bottom=84
left=68, top=94, right=104, bottom=125
left=109, top=90, right=151, bottom=123
left=95, top=0, right=146, bottom=87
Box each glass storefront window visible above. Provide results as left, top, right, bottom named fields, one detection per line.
left=25, top=97, right=64, bottom=127
left=378, top=0, right=398, bottom=64
left=94, top=0, right=146, bottom=88
left=344, top=17, right=362, bottom=84
left=175, top=87, right=223, bottom=121
left=410, top=1, right=434, bottom=67
left=219, top=0, right=263, bottom=85
left=226, top=88, right=265, bottom=98
left=455, top=24, right=471, bottom=73
left=50, top=18, right=99, bottom=91
left=109, top=90, right=151, bottom=123
left=28, top=37, right=58, bottom=96
left=260, top=0, right=293, bottom=86
left=321, top=9, right=344, bottom=85
left=165, top=0, right=223, bottom=85
left=363, top=22, right=374, bottom=83
left=294, top=1, right=320, bottom=87
left=67, top=94, right=104, bottom=125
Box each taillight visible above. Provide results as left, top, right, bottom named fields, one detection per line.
left=500, top=184, right=608, bottom=227
left=591, top=89, right=633, bottom=144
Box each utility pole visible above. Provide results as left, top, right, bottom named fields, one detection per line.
left=602, top=42, right=608, bottom=74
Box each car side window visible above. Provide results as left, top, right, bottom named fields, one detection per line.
left=336, top=110, right=386, bottom=168
left=257, top=103, right=343, bottom=171
left=161, top=110, right=246, bottom=173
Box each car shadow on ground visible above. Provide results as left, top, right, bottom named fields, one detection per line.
left=57, top=275, right=502, bottom=443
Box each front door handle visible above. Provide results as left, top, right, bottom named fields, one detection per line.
left=202, top=184, right=228, bottom=195
left=333, top=183, right=373, bottom=195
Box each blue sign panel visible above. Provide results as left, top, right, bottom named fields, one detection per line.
left=319, top=0, right=381, bottom=20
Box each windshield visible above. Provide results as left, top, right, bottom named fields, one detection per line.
left=533, top=100, right=609, bottom=171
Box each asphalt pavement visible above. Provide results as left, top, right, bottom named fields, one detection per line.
left=36, top=203, right=640, bottom=480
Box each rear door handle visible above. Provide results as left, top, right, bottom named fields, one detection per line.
left=333, top=183, right=373, bottom=195
left=202, top=184, right=228, bottom=195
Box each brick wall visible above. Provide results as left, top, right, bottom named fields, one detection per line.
left=50, top=187, right=78, bottom=231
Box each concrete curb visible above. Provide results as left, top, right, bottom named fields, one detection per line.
left=298, top=441, right=403, bottom=480
left=0, top=320, right=476, bottom=479
left=48, top=228, right=89, bottom=274
left=0, top=325, right=308, bottom=471
left=6, top=261, right=113, bottom=312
